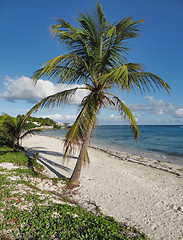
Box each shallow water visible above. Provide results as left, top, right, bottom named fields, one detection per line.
left=42, top=125, right=183, bottom=165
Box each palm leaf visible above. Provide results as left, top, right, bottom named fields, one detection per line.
left=20, top=128, right=42, bottom=140
left=99, top=63, right=170, bottom=94
left=128, top=72, right=170, bottom=94
left=63, top=91, right=96, bottom=161
left=32, top=54, right=89, bottom=84
left=106, top=94, right=139, bottom=139
left=63, top=87, right=104, bottom=162
left=26, top=87, right=80, bottom=117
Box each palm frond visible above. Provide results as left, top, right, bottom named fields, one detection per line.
left=63, top=90, right=102, bottom=162
left=32, top=54, right=89, bottom=84
left=127, top=71, right=170, bottom=94
left=26, top=87, right=80, bottom=117
left=51, top=18, right=77, bottom=38
left=20, top=128, right=42, bottom=140
left=99, top=64, right=129, bottom=88
left=2, top=114, right=16, bottom=136
left=100, top=63, right=170, bottom=94
left=63, top=92, right=95, bottom=160
left=97, top=17, right=144, bottom=72
left=107, top=94, right=139, bottom=139
left=115, top=17, right=144, bottom=42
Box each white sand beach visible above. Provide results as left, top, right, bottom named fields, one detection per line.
left=23, top=135, right=183, bottom=240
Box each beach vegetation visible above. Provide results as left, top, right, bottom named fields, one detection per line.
left=0, top=142, right=149, bottom=239
left=0, top=174, right=148, bottom=240
left=0, top=147, right=43, bottom=174
left=27, top=3, right=170, bottom=186
left=28, top=115, right=55, bottom=127
left=28, top=115, right=71, bottom=129
left=1, top=204, right=148, bottom=239
left=0, top=114, right=41, bottom=149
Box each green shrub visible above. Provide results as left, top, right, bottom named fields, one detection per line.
left=0, top=151, right=29, bottom=166
left=1, top=203, right=148, bottom=239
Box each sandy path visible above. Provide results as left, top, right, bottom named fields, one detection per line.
left=23, top=135, right=183, bottom=240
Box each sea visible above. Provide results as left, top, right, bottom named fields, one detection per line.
left=42, top=125, right=183, bottom=165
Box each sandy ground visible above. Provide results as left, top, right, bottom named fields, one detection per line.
left=22, top=135, right=183, bottom=240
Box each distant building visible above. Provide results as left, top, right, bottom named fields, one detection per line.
left=32, top=122, right=41, bottom=126
left=56, top=122, right=64, bottom=126
left=26, top=121, right=40, bottom=127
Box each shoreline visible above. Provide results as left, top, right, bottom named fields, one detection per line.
left=23, top=135, right=183, bottom=239
left=40, top=128, right=183, bottom=166
left=89, top=145, right=183, bottom=178
left=38, top=132, right=183, bottom=178
left=90, top=139, right=183, bottom=166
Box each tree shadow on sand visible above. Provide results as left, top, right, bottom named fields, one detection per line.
left=27, top=146, right=77, bottom=159
left=25, top=147, right=77, bottom=179
left=38, top=158, right=67, bottom=178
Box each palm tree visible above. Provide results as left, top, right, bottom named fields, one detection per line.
left=1, top=114, right=40, bottom=149
left=28, top=3, right=170, bottom=186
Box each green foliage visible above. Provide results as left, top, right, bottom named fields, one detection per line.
left=26, top=121, right=37, bottom=129
left=29, top=152, right=44, bottom=172
left=1, top=202, right=148, bottom=239
left=0, top=141, right=148, bottom=239
left=0, top=114, right=41, bottom=149
left=11, top=168, right=41, bottom=177
left=28, top=116, right=55, bottom=126
left=26, top=116, right=70, bottom=129
left=0, top=142, right=43, bottom=172
left=0, top=151, right=29, bottom=166
left=0, top=142, right=12, bottom=151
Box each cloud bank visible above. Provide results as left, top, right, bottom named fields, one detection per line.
left=98, top=96, right=183, bottom=125
left=129, top=96, right=183, bottom=119
left=0, top=76, right=88, bottom=104
left=1, top=76, right=182, bottom=124
left=40, top=113, right=77, bottom=123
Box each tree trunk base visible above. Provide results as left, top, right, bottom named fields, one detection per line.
left=64, top=179, right=80, bottom=189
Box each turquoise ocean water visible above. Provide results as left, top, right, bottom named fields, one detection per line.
left=42, top=125, right=183, bottom=165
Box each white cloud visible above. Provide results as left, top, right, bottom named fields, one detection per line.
left=174, top=108, right=183, bottom=118
left=129, top=96, right=183, bottom=119
left=40, top=113, right=77, bottom=123
left=144, top=96, right=154, bottom=101
left=109, top=114, right=121, bottom=120
left=0, top=76, right=89, bottom=104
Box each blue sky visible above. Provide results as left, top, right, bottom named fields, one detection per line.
left=0, top=0, right=183, bottom=125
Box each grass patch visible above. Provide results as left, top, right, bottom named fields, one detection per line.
left=0, top=151, right=29, bottom=166
left=0, top=143, right=148, bottom=239
left=0, top=145, right=44, bottom=173
left=11, top=168, right=42, bottom=177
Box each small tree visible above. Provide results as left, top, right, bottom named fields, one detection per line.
left=1, top=114, right=40, bottom=149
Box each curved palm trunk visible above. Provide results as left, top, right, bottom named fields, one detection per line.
left=70, top=121, right=93, bottom=186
